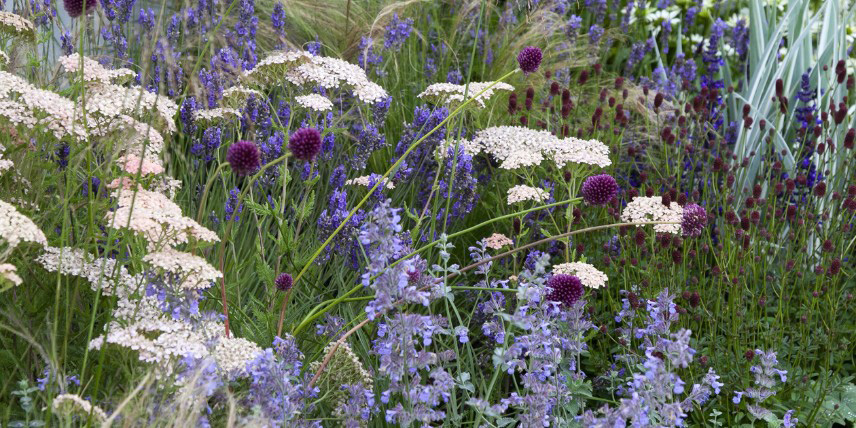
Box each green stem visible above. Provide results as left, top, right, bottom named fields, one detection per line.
left=195, top=162, right=231, bottom=224
left=215, top=153, right=290, bottom=337
left=277, top=67, right=521, bottom=336
left=291, top=198, right=578, bottom=336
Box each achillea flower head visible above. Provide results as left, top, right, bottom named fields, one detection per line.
left=545, top=274, right=584, bottom=307
left=275, top=273, right=293, bottom=292
left=681, top=203, right=707, bottom=237
left=0, top=263, right=21, bottom=286
left=295, top=94, right=333, bottom=112
left=621, top=196, right=684, bottom=234
left=1, top=199, right=47, bottom=254
left=517, top=46, right=542, bottom=74
left=553, top=262, right=608, bottom=289
left=63, top=0, right=98, bottom=18
left=581, top=173, right=618, bottom=205
left=507, top=185, right=549, bottom=204
left=213, top=336, right=263, bottom=379
left=227, top=140, right=260, bottom=176
left=483, top=233, right=513, bottom=250
left=288, top=127, right=322, bottom=161
left=52, top=394, right=108, bottom=422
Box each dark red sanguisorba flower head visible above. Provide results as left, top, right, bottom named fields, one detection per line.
left=545, top=274, right=584, bottom=307
left=517, top=46, right=542, bottom=74
left=227, top=140, right=261, bottom=176
left=288, top=127, right=322, bottom=161
left=581, top=174, right=619, bottom=205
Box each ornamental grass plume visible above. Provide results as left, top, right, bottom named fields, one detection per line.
left=226, top=140, right=261, bottom=176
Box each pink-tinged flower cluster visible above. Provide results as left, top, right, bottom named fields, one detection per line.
left=105, top=189, right=219, bottom=248
left=483, top=233, right=514, bottom=250
left=118, top=154, right=165, bottom=176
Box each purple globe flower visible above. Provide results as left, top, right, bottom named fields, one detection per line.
left=581, top=174, right=619, bottom=205
left=288, top=127, right=322, bottom=161
left=545, top=274, right=584, bottom=307
left=63, top=0, right=98, bottom=18
left=227, top=140, right=260, bottom=176
left=681, top=203, right=707, bottom=237
left=275, top=273, right=293, bottom=292
left=517, top=46, right=543, bottom=74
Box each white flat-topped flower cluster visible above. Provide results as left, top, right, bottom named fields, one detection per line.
left=0, top=11, right=35, bottom=39
left=553, top=262, right=608, bottom=289
left=213, top=337, right=264, bottom=378
left=221, top=86, right=264, bottom=108
left=347, top=174, right=396, bottom=189
left=0, top=70, right=88, bottom=141
left=37, top=246, right=141, bottom=296
left=418, top=81, right=514, bottom=108
left=193, top=107, right=242, bottom=127
left=468, top=126, right=612, bottom=170
left=52, top=394, right=109, bottom=422
left=245, top=51, right=389, bottom=104
left=0, top=263, right=21, bottom=286
left=0, top=198, right=47, bottom=254
left=621, top=196, right=684, bottom=234
left=507, top=184, right=549, bottom=204
left=58, top=53, right=136, bottom=84
left=296, top=93, right=334, bottom=112
left=143, top=247, right=224, bottom=290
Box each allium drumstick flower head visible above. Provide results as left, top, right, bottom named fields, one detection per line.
left=545, top=274, right=584, bottom=307
left=275, top=273, right=293, bottom=292
left=227, top=140, right=260, bottom=176
left=681, top=203, right=707, bottom=237
left=63, top=0, right=98, bottom=19
left=517, top=46, right=543, bottom=74
left=288, top=127, right=322, bottom=161
left=581, top=173, right=619, bottom=205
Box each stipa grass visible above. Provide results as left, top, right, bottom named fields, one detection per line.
left=0, top=0, right=854, bottom=427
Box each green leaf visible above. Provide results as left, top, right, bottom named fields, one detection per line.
left=298, top=191, right=315, bottom=221
left=255, top=253, right=275, bottom=286
left=244, top=198, right=272, bottom=217
left=822, top=383, right=856, bottom=424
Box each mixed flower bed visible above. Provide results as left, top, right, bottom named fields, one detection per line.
left=0, top=0, right=854, bottom=426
